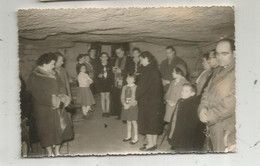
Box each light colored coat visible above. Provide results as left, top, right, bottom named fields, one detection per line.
left=196, top=69, right=212, bottom=96
left=198, top=60, right=236, bottom=152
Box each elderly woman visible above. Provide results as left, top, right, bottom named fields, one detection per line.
left=136, top=51, right=165, bottom=151
left=27, top=53, right=70, bottom=156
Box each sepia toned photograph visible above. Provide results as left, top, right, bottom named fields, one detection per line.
left=18, top=7, right=235, bottom=157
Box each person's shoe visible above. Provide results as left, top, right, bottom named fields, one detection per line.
left=140, top=146, right=146, bottom=151
left=123, top=138, right=131, bottom=142
left=140, top=145, right=157, bottom=151
left=170, top=146, right=176, bottom=150
left=130, top=140, right=138, bottom=145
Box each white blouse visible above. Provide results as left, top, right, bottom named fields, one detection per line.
left=78, top=72, right=93, bottom=87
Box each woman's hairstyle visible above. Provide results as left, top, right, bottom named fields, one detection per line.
left=183, top=83, right=197, bottom=94
left=77, top=54, right=85, bottom=62
left=173, top=67, right=185, bottom=77
left=36, top=52, right=57, bottom=66
left=166, top=45, right=176, bottom=53
left=54, top=52, right=66, bottom=67
left=88, top=48, right=97, bottom=53
left=132, top=47, right=141, bottom=53
left=54, top=52, right=64, bottom=59
left=115, top=46, right=125, bottom=52
left=202, top=52, right=210, bottom=60
left=100, top=52, right=109, bottom=58
left=140, top=51, right=156, bottom=64
left=79, top=64, right=87, bottom=72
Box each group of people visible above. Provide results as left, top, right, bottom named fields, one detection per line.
left=22, top=38, right=236, bottom=156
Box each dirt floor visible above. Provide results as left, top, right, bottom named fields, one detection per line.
left=29, top=96, right=174, bottom=157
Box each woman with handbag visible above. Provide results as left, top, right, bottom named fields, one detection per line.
left=27, top=53, right=71, bottom=156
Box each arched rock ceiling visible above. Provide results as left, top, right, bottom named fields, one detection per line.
left=18, top=7, right=234, bottom=46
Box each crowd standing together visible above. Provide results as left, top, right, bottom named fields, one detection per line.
left=20, top=39, right=236, bottom=156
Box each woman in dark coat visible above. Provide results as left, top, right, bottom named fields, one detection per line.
left=27, top=53, right=71, bottom=156
left=136, top=51, right=165, bottom=151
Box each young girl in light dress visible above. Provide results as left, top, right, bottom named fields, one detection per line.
left=121, top=74, right=139, bottom=144
left=77, top=64, right=96, bottom=117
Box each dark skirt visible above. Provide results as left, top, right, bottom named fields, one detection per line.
left=121, top=105, right=138, bottom=121
left=138, top=99, right=165, bottom=135
left=96, top=78, right=113, bottom=93
left=76, top=87, right=95, bottom=106
left=34, top=105, right=63, bottom=147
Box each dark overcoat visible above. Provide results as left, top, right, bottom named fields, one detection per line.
left=168, top=96, right=205, bottom=151
left=27, top=67, right=63, bottom=147
left=136, top=62, right=165, bottom=135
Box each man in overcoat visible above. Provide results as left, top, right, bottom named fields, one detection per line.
left=198, top=39, right=236, bottom=152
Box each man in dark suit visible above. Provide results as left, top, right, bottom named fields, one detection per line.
left=110, top=46, right=134, bottom=118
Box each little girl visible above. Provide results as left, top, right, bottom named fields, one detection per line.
left=164, top=64, right=189, bottom=123
left=77, top=64, right=96, bottom=118
left=121, top=74, right=138, bottom=144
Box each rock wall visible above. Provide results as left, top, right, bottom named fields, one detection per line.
left=130, top=42, right=203, bottom=79
left=19, top=39, right=91, bottom=81
left=19, top=39, right=204, bottom=83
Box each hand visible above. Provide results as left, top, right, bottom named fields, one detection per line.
left=103, top=72, right=108, bottom=78
left=162, top=79, right=170, bottom=86
left=199, top=108, right=208, bottom=123
left=131, top=100, right=137, bottom=106
left=89, top=79, right=93, bottom=84
left=116, top=68, right=122, bottom=73
left=167, top=101, right=175, bottom=107
left=58, top=94, right=71, bottom=107
left=124, top=103, right=130, bottom=109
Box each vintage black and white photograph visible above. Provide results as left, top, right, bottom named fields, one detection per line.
left=18, top=7, right=235, bottom=157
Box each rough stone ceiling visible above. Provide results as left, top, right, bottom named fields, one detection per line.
left=18, top=7, right=234, bottom=46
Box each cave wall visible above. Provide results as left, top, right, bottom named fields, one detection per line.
left=129, top=42, right=203, bottom=79
left=19, top=39, right=91, bottom=81
left=19, top=39, right=204, bottom=83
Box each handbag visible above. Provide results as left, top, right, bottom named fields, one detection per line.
left=58, top=109, right=66, bottom=132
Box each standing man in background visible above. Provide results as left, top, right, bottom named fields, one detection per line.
left=160, top=46, right=188, bottom=92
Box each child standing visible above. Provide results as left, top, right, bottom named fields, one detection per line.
left=167, top=83, right=205, bottom=151
left=77, top=64, right=96, bottom=118
left=121, top=74, right=138, bottom=144
left=96, top=52, right=114, bottom=117
left=164, top=64, right=189, bottom=123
